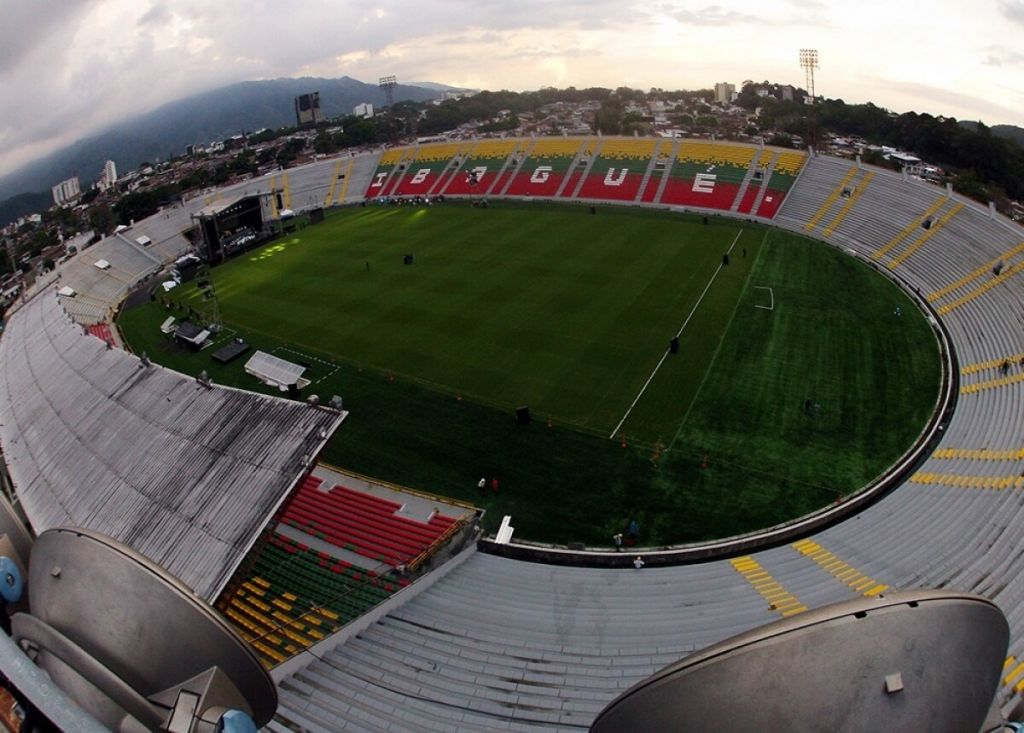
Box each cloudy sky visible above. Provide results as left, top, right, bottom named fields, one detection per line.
left=2, top=0, right=1023, bottom=177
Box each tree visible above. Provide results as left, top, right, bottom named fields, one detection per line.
left=313, top=132, right=339, bottom=155
left=275, top=138, right=306, bottom=168
left=593, top=99, right=624, bottom=134
left=951, top=170, right=988, bottom=202
left=87, top=205, right=117, bottom=236
left=29, top=228, right=57, bottom=254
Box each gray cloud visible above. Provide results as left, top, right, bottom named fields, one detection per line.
left=660, top=4, right=768, bottom=26
left=494, top=45, right=602, bottom=61
left=1, top=0, right=636, bottom=175
left=998, top=0, right=1024, bottom=25
left=0, top=1, right=99, bottom=73
left=137, top=3, right=171, bottom=26
left=984, top=45, right=1024, bottom=66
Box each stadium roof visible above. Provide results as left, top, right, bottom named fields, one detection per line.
left=195, top=196, right=248, bottom=218
left=0, top=289, right=344, bottom=600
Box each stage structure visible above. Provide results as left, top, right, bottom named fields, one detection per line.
left=192, top=196, right=265, bottom=262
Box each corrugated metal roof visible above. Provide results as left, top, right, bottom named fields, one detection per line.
left=0, top=290, right=344, bottom=600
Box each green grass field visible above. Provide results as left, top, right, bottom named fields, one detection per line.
left=118, top=201, right=942, bottom=546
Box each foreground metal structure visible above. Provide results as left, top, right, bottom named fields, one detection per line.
left=3, top=526, right=276, bottom=731
left=593, top=590, right=1009, bottom=732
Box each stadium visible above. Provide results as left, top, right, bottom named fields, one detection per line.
left=2, top=135, right=1024, bottom=730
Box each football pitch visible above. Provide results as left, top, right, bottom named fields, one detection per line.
left=209, top=203, right=749, bottom=441
left=119, top=201, right=942, bottom=545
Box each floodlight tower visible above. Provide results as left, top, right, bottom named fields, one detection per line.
left=379, top=75, right=397, bottom=108
left=799, top=48, right=818, bottom=103
left=799, top=48, right=820, bottom=150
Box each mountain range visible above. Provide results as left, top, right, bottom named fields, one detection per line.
left=0, top=76, right=447, bottom=225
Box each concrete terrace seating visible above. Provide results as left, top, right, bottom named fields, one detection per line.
left=440, top=139, right=522, bottom=196
left=0, top=289, right=343, bottom=601
left=278, top=475, right=458, bottom=568
left=85, top=322, right=115, bottom=345
left=221, top=533, right=402, bottom=668
left=392, top=142, right=467, bottom=196
left=576, top=138, right=663, bottom=202
left=660, top=141, right=760, bottom=211
left=205, top=152, right=382, bottom=213
left=270, top=152, right=1024, bottom=731
left=58, top=232, right=170, bottom=322
left=122, top=206, right=193, bottom=262
left=363, top=147, right=413, bottom=198
left=353, top=137, right=808, bottom=220
left=504, top=138, right=589, bottom=198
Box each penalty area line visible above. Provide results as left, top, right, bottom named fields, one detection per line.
left=754, top=286, right=774, bottom=311
left=608, top=228, right=745, bottom=439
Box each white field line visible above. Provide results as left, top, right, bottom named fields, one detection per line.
left=754, top=286, right=774, bottom=310
left=608, top=229, right=745, bottom=439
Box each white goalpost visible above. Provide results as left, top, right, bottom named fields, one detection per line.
left=754, top=286, right=775, bottom=311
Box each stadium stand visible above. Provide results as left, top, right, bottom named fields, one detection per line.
left=0, top=287, right=344, bottom=601
left=262, top=151, right=1024, bottom=730
left=441, top=139, right=521, bottom=196
left=218, top=469, right=473, bottom=669
left=278, top=474, right=462, bottom=568
left=659, top=141, right=756, bottom=210
left=212, top=151, right=380, bottom=212
left=56, top=228, right=179, bottom=324
left=220, top=532, right=403, bottom=668
left=393, top=142, right=465, bottom=196
left=751, top=149, right=808, bottom=218
left=639, top=143, right=676, bottom=203
left=364, top=147, right=412, bottom=198
left=576, top=138, right=661, bottom=202
left=7, top=140, right=1024, bottom=729
left=504, top=138, right=589, bottom=197
left=85, top=321, right=116, bottom=346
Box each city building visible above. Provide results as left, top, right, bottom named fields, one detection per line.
left=294, top=92, right=323, bottom=127
left=353, top=102, right=374, bottom=119
left=714, top=82, right=736, bottom=105
left=99, top=160, right=117, bottom=191
left=51, top=176, right=81, bottom=207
